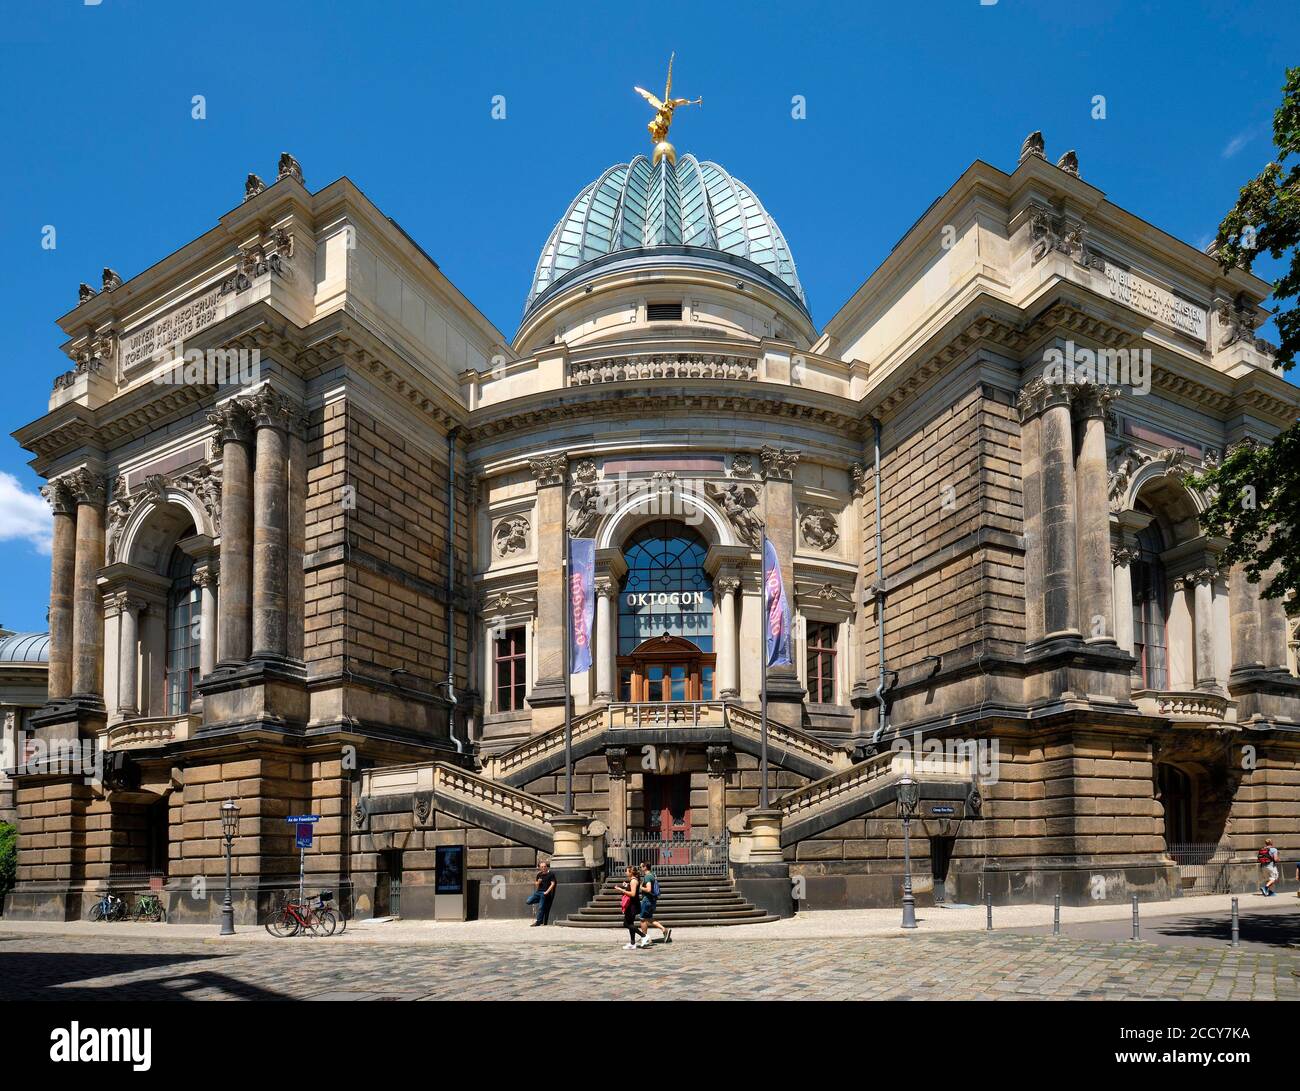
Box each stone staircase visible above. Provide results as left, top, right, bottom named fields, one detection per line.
left=561, top=874, right=778, bottom=928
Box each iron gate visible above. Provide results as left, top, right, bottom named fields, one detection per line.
left=607, top=834, right=729, bottom=877
left=1168, top=842, right=1237, bottom=895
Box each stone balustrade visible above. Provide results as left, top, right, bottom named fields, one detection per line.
left=569, top=353, right=758, bottom=386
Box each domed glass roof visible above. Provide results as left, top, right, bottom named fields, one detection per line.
left=525, top=154, right=805, bottom=317
left=0, top=631, right=49, bottom=665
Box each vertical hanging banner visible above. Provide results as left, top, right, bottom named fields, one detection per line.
left=569, top=537, right=596, bottom=673
left=763, top=538, right=792, bottom=667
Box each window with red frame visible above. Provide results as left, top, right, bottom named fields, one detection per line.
left=806, top=621, right=837, bottom=703
left=494, top=627, right=527, bottom=711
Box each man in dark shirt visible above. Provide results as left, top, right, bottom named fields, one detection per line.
left=526, top=860, right=558, bottom=925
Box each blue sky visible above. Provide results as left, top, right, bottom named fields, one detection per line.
left=0, top=0, right=1297, bottom=631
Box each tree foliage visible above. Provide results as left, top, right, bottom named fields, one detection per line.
left=1190, top=66, right=1300, bottom=602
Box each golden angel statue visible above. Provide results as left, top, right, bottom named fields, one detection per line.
left=634, top=52, right=701, bottom=164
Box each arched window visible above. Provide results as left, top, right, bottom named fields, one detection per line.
left=165, top=547, right=201, bottom=714
left=1131, top=519, right=1168, bottom=689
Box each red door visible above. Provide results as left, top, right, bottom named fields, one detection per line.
left=644, top=773, right=691, bottom=866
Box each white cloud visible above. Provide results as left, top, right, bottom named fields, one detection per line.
left=0, top=471, right=52, bottom=555
left=1222, top=129, right=1253, bottom=159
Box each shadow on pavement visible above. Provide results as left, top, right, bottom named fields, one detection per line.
left=0, top=950, right=291, bottom=1000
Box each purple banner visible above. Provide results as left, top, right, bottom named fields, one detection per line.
left=763, top=538, right=792, bottom=667
left=569, top=537, right=595, bottom=673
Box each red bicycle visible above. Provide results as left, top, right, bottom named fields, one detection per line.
left=265, top=890, right=339, bottom=937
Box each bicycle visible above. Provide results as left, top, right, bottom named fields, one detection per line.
left=133, top=891, right=166, bottom=922
left=88, top=891, right=127, bottom=922
left=265, top=890, right=337, bottom=937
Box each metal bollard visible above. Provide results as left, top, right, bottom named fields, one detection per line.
left=1131, top=894, right=1139, bottom=940
left=1231, top=897, right=1240, bottom=948
left=986, top=891, right=993, bottom=931
left=1053, top=894, right=1060, bottom=936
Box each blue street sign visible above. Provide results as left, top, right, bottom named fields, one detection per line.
left=296, top=823, right=314, bottom=848
left=285, top=815, right=321, bottom=824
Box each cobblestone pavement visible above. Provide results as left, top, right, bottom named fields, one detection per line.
left=2, top=930, right=1299, bottom=1001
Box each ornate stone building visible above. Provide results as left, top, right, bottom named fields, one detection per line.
left=5, top=127, right=1298, bottom=923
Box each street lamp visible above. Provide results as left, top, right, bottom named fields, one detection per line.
left=219, top=799, right=240, bottom=936
left=897, top=774, right=919, bottom=930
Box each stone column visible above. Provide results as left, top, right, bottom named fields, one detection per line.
left=41, top=478, right=77, bottom=700
left=1229, top=562, right=1263, bottom=674
left=67, top=469, right=107, bottom=701
left=1112, top=546, right=1136, bottom=654
left=114, top=596, right=145, bottom=716
left=1039, top=384, right=1080, bottom=639
left=706, top=745, right=729, bottom=838
left=1073, top=386, right=1116, bottom=643
left=250, top=387, right=292, bottom=663
left=194, top=564, right=219, bottom=677
left=1191, top=568, right=1219, bottom=691
left=525, top=454, right=568, bottom=722
left=1259, top=563, right=1291, bottom=672
left=759, top=445, right=805, bottom=717
left=594, top=577, right=615, bottom=703
left=207, top=399, right=255, bottom=667
left=715, top=575, right=741, bottom=699
left=286, top=414, right=309, bottom=664
left=1018, top=405, right=1046, bottom=645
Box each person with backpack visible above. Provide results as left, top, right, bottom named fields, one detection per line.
left=616, top=865, right=641, bottom=950
left=1259, top=839, right=1280, bottom=896
left=636, top=862, right=671, bottom=947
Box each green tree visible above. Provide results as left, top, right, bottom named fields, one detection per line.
left=1191, top=66, right=1300, bottom=601
left=0, top=822, right=16, bottom=912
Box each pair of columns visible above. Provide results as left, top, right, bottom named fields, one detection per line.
left=206, top=386, right=305, bottom=669
left=42, top=468, right=108, bottom=703
left=1019, top=380, right=1115, bottom=645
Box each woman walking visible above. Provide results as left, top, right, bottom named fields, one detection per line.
left=616, top=865, right=641, bottom=950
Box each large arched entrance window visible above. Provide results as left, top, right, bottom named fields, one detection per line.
left=617, top=521, right=715, bottom=702
left=165, top=546, right=201, bottom=714
left=1131, top=516, right=1168, bottom=690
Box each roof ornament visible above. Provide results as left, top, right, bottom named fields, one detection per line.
left=634, top=52, right=701, bottom=166
left=1056, top=149, right=1079, bottom=177
left=1019, top=130, right=1046, bottom=163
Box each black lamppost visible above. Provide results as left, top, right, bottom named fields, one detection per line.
left=219, top=799, right=240, bottom=936
left=897, top=774, right=918, bottom=930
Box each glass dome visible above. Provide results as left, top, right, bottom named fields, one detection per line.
left=525, top=154, right=806, bottom=318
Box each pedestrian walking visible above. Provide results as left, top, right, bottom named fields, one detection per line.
left=616, top=865, right=641, bottom=950
left=1258, top=839, right=1279, bottom=896
left=526, top=859, right=558, bottom=924
left=636, top=862, right=671, bottom=947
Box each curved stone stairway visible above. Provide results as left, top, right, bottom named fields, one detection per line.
left=561, top=874, right=778, bottom=928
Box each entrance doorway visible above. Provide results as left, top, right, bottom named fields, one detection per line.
left=642, top=772, right=691, bottom=865
left=619, top=635, right=715, bottom=703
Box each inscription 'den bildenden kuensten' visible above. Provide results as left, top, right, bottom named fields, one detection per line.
left=1104, top=263, right=1207, bottom=341
left=120, top=286, right=225, bottom=370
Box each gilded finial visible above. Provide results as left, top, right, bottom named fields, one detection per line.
left=633, top=52, right=701, bottom=166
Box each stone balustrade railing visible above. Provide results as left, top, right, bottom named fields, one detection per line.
left=432, top=763, right=560, bottom=829
left=726, top=705, right=849, bottom=774
left=569, top=353, right=758, bottom=386
left=773, top=750, right=897, bottom=822
left=483, top=708, right=607, bottom=781
left=1135, top=689, right=1234, bottom=722
left=106, top=715, right=191, bottom=751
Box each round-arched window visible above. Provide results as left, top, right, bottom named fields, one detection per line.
left=618, top=522, right=714, bottom=655
left=166, top=547, right=201, bottom=714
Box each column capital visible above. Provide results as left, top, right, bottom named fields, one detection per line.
left=194, top=565, right=219, bottom=589
left=103, top=591, right=148, bottom=617
left=706, top=744, right=730, bottom=778
left=594, top=576, right=619, bottom=598
left=1072, top=383, right=1121, bottom=421
left=605, top=746, right=629, bottom=780
left=41, top=477, right=77, bottom=515
left=759, top=444, right=799, bottom=481
left=1016, top=377, right=1074, bottom=421
left=206, top=398, right=255, bottom=444
left=529, top=453, right=567, bottom=487
left=61, top=468, right=107, bottom=508
left=248, top=385, right=297, bottom=431
left=714, top=575, right=741, bottom=596
left=1191, top=567, right=1218, bottom=587
left=1112, top=546, right=1138, bottom=568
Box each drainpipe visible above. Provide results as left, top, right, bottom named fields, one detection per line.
left=869, top=415, right=890, bottom=749
left=445, top=426, right=465, bottom=754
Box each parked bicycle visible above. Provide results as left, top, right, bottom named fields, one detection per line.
left=265, top=890, right=338, bottom=937
left=88, top=891, right=127, bottom=922
left=133, top=891, right=166, bottom=922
